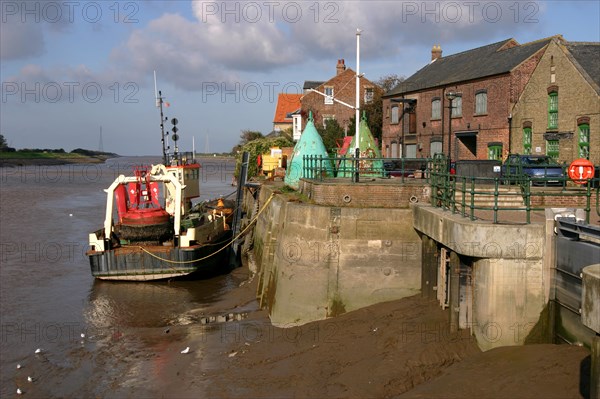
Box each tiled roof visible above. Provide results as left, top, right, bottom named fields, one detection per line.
left=565, top=42, right=600, bottom=94
left=386, top=37, right=554, bottom=96
left=303, top=81, right=325, bottom=90
left=273, top=94, right=302, bottom=123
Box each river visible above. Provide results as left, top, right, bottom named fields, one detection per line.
left=0, top=156, right=239, bottom=397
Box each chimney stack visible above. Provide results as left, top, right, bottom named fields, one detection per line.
left=336, top=59, right=346, bottom=75
left=431, top=45, right=442, bottom=61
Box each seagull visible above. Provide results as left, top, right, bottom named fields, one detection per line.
left=16, top=364, right=22, bottom=369
left=80, top=333, right=85, bottom=338
left=17, top=388, right=23, bottom=395
left=27, top=376, right=33, bottom=383
left=180, top=347, right=190, bottom=354
left=34, top=348, right=42, bottom=354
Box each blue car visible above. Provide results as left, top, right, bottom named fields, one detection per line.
left=502, top=154, right=565, bottom=186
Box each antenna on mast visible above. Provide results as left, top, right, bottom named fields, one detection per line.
left=155, top=71, right=168, bottom=164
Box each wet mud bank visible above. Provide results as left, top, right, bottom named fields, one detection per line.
left=109, top=262, right=592, bottom=398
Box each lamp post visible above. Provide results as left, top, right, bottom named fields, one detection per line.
left=445, top=91, right=458, bottom=172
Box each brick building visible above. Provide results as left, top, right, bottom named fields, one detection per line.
left=510, top=37, right=600, bottom=165
left=382, top=37, right=554, bottom=161
left=301, top=59, right=382, bottom=135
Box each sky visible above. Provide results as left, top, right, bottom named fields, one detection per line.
left=1, top=0, right=599, bottom=155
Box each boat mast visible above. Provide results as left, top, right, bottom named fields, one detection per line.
left=155, top=71, right=168, bottom=164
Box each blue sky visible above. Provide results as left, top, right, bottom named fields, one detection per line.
left=1, top=0, right=599, bottom=155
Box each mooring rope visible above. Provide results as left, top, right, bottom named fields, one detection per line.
left=136, top=192, right=275, bottom=264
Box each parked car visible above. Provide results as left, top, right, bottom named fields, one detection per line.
left=501, top=154, right=565, bottom=186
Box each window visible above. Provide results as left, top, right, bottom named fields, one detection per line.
left=523, top=127, right=532, bottom=155
left=322, top=115, right=334, bottom=128
left=488, top=143, right=502, bottom=160
left=390, top=141, right=398, bottom=158
left=548, top=92, right=558, bottom=129
left=451, top=96, right=462, bottom=117
left=323, top=115, right=335, bottom=128
left=578, top=123, right=590, bottom=159
left=431, top=98, right=441, bottom=119
left=475, top=91, right=487, bottom=115
left=430, top=139, right=442, bottom=156
left=546, top=139, right=559, bottom=159
left=409, top=111, right=417, bottom=133
left=405, top=144, right=417, bottom=158
left=364, top=87, right=374, bottom=104
left=391, top=106, right=399, bottom=124
left=324, top=86, right=334, bottom=104
left=292, top=114, right=302, bottom=141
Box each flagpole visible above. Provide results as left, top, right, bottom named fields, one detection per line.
left=355, top=29, right=361, bottom=153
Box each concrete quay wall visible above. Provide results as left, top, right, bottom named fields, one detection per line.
left=412, top=205, right=550, bottom=351
left=251, top=185, right=422, bottom=327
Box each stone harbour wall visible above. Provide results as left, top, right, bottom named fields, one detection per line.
left=251, top=185, right=422, bottom=327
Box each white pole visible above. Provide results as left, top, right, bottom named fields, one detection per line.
left=192, top=136, right=195, bottom=156
left=355, top=29, right=361, bottom=153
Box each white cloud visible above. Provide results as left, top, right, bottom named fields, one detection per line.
left=4, top=1, right=546, bottom=93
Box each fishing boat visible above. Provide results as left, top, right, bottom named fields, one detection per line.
left=87, top=89, right=235, bottom=281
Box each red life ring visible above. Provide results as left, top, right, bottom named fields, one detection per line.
left=568, top=158, right=594, bottom=184
left=257, top=154, right=262, bottom=167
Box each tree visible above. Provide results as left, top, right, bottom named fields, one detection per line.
left=317, top=119, right=345, bottom=154
left=240, top=130, right=264, bottom=144
left=0, top=134, right=7, bottom=149
left=230, top=130, right=264, bottom=154
left=235, top=136, right=294, bottom=178
left=279, top=127, right=294, bottom=142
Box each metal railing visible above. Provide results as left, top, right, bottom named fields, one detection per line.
left=429, top=155, right=599, bottom=224
left=302, top=154, right=432, bottom=183
left=300, top=153, right=599, bottom=224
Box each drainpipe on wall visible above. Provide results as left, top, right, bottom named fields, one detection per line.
left=441, top=87, right=446, bottom=156
left=401, top=95, right=406, bottom=158
left=508, top=113, right=513, bottom=156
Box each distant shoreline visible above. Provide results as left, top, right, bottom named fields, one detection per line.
left=0, top=154, right=236, bottom=167
left=0, top=155, right=116, bottom=167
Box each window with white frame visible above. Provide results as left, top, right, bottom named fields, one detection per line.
left=324, top=86, right=334, bottom=104
left=323, top=115, right=335, bottom=128
left=364, top=87, right=374, bottom=104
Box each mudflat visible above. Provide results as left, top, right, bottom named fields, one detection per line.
left=117, top=264, right=590, bottom=399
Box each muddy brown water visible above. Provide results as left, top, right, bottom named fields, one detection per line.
left=0, top=156, right=239, bottom=397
